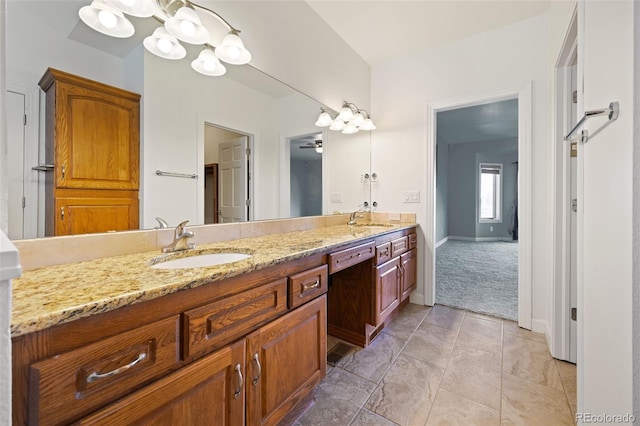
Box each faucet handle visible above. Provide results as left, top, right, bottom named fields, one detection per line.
left=175, top=220, right=189, bottom=237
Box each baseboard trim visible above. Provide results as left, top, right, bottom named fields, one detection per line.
left=435, top=237, right=448, bottom=248
left=448, top=236, right=515, bottom=243
left=531, top=319, right=551, bottom=347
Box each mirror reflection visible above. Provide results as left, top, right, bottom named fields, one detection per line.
left=5, top=0, right=371, bottom=240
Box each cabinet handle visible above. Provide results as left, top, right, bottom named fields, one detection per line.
left=301, top=280, right=320, bottom=294
left=60, top=207, right=65, bottom=221
left=86, top=352, right=146, bottom=383
left=381, top=248, right=389, bottom=257
left=61, top=164, right=66, bottom=180
left=252, top=352, right=262, bottom=385
left=234, top=364, right=243, bottom=399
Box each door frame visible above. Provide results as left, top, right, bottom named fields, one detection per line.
left=551, top=4, right=578, bottom=361
left=6, top=83, right=41, bottom=239
left=425, top=83, right=533, bottom=329
left=197, top=120, right=254, bottom=224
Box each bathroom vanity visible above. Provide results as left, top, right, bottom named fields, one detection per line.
left=11, top=221, right=417, bottom=425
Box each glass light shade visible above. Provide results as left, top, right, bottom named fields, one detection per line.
left=314, top=146, right=323, bottom=154
left=351, top=112, right=364, bottom=127
left=165, top=7, right=210, bottom=44
left=191, top=49, right=227, bottom=76
left=342, top=122, right=359, bottom=134
left=337, top=103, right=354, bottom=122
left=143, top=27, right=186, bottom=59
left=105, top=0, right=156, bottom=17
left=79, top=0, right=135, bottom=38
left=329, top=119, right=346, bottom=131
left=315, top=111, right=333, bottom=127
left=359, top=118, right=376, bottom=130
left=215, top=32, right=252, bottom=65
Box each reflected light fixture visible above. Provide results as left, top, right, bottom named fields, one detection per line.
left=79, top=0, right=252, bottom=77
left=315, top=101, right=376, bottom=134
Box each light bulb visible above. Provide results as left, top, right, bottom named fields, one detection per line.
left=203, top=59, right=216, bottom=72
left=156, top=37, right=172, bottom=53
left=180, top=20, right=196, bottom=36
left=226, top=46, right=240, bottom=60
left=120, top=0, right=135, bottom=6
left=98, top=9, right=117, bottom=28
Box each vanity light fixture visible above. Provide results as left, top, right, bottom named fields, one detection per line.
left=79, top=0, right=252, bottom=77
left=315, top=101, right=376, bottom=134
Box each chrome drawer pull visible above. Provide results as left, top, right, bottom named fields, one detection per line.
left=86, top=352, right=146, bottom=383
left=234, top=364, right=243, bottom=399
left=252, top=353, right=262, bottom=385
left=301, top=280, right=320, bottom=293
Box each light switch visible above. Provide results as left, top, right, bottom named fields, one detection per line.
left=403, top=191, right=420, bottom=203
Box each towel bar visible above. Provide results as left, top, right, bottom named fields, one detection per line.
left=565, top=101, right=619, bottom=143
left=155, top=170, right=198, bottom=179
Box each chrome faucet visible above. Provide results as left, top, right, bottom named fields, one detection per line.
left=348, top=209, right=364, bottom=226
left=155, top=217, right=169, bottom=229
left=162, top=220, right=196, bottom=253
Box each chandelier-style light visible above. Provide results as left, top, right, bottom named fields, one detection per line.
left=79, top=0, right=252, bottom=77
left=315, top=101, right=377, bottom=134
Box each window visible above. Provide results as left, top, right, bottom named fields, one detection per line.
left=479, top=163, right=502, bottom=222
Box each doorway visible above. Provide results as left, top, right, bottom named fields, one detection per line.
left=203, top=123, right=250, bottom=223
left=288, top=133, right=323, bottom=218
left=434, top=99, right=519, bottom=320
left=426, top=85, right=533, bottom=329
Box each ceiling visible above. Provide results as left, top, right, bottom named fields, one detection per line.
left=437, top=98, right=518, bottom=145
left=305, top=0, right=550, bottom=67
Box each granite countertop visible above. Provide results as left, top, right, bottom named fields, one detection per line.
left=11, top=223, right=416, bottom=337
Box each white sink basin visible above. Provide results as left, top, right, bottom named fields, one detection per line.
left=151, top=253, right=251, bottom=269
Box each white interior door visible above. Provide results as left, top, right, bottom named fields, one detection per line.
left=7, top=91, right=25, bottom=240
left=218, top=137, right=248, bottom=223
left=569, top=63, right=578, bottom=363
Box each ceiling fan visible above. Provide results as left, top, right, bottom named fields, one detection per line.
left=299, top=140, right=323, bottom=153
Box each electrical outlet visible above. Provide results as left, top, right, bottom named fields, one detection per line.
left=330, top=192, right=343, bottom=203
left=403, top=191, right=420, bottom=203
left=490, top=226, right=494, bottom=232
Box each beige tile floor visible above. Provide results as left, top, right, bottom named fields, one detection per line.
left=293, top=304, right=576, bottom=426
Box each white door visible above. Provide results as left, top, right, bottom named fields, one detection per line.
left=7, top=91, right=26, bottom=240
left=568, top=63, right=578, bottom=363
left=218, top=137, right=248, bottom=223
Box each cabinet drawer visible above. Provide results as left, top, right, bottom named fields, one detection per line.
left=328, top=241, right=375, bottom=274
left=183, top=279, right=287, bottom=360
left=29, top=316, right=180, bottom=426
left=391, top=236, right=409, bottom=258
left=376, top=242, right=392, bottom=265
left=408, top=232, right=417, bottom=250
left=289, top=264, right=328, bottom=309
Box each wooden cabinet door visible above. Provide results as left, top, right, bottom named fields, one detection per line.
left=246, top=295, right=327, bottom=426
left=400, top=248, right=417, bottom=301
left=55, top=192, right=139, bottom=235
left=76, top=341, right=245, bottom=426
left=374, top=257, right=401, bottom=325
left=53, top=79, right=140, bottom=191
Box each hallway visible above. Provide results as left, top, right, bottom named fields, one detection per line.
left=295, top=304, right=575, bottom=425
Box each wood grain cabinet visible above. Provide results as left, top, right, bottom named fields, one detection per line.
left=374, top=233, right=418, bottom=325
left=39, top=68, right=140, bottom=236
left=12, top=255, right=330, bottom=425
left=246, top=295, right=326, bottom=426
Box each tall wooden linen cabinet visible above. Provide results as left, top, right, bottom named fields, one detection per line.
left=39, top=68, right=141, bottom=236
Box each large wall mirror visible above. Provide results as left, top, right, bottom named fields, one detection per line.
left=5, top=1, right=372, bottom=240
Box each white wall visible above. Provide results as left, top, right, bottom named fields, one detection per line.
left=579, top=0, right=634, bottom=416
left=634, top=1, right=640, bottom=418
left=371, top=14, right=551, bottom=328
